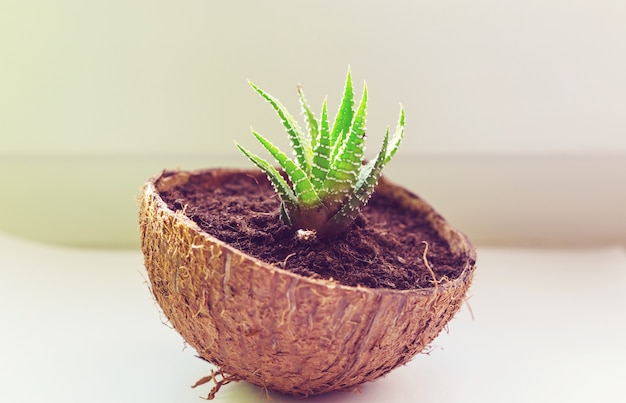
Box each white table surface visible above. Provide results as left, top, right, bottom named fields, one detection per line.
left=1, top=232, right=625, bottom=403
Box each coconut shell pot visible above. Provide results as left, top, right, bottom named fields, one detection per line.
left=139, top=167, right=476, bottom=397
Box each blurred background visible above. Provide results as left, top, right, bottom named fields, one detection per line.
left=1, top=0, right=625, bottom=248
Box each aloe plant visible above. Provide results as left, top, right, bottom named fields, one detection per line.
left=236, top=69, right=405, bottom=238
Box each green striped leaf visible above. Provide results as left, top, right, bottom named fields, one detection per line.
left=251, top=130, right=321, bottom=208
left=329, top=69, right=354, bottom=158
left=297, top=85, right=319, bottom=149
left=385, top=105, right=405, bottom=164
left=249, top=81, right=312, bottom=172
left=235, top=142, right=298, bottom=224
left=321, top=82, right=368, bottom=204
left=318, top=129, right=389, bottom=238
left=311, top=98, right=332, bottom=191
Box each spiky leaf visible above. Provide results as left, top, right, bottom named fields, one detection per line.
left=321, top=82, right=368, bottom=203
left=298, top=85, right=319, bottom=149
left=235, top=142, right=298, bottom=223
left=251, top=130, right=321, bottom=208
left=329, top=69, right=354, bottom=157
left=310, top=98, right=332, bottom=190
left=318, top=129, right=389, bottom=237
left=249, top=81, right=312, bottom=172
left=385, top=105, right=405, bottom=164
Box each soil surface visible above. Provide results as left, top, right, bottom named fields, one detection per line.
left=160, top=172, right=467, bottom=290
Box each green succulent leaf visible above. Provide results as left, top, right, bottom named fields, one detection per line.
left=329, top=69, right=355, bottom=160
left=250, top=130, right=321, bottom=208
left=249, top=80, right=312, bottom=172
left=297, top=85, right=319, bottom=149
left=310, top=98, right=332, bottom=191
left=318, top=129, right=389, bottom=238
left=385, top=105, right=405, bottom=164
left=235, top=142, right=298, bottom=224
left=321, top=82, right=368, bottom=203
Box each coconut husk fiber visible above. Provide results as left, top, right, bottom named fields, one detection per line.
left=139, top=168, right=476, bottom=397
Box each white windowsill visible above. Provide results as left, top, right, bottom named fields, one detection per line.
left=1, top=153, right=624, bottom=248
left=1, top=233, right=625, bottom=402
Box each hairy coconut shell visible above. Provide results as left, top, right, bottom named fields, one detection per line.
left=139, top=168, right=476, bottom=397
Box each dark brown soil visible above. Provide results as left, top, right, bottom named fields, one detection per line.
left=160, top=172, right=466, bottom=290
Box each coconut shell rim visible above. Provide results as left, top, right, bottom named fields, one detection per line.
left=143, top=167, right=476, bottom=298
